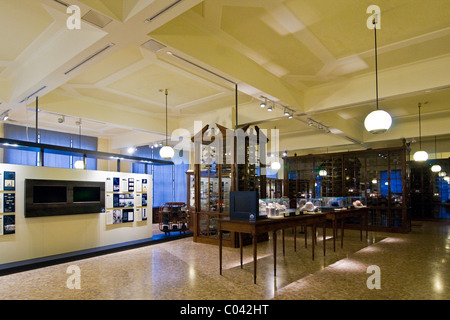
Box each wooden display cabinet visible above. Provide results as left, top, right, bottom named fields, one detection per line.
left=284, top=141, right=410, bottom=232
left=190, top=123, right=269, bottom=247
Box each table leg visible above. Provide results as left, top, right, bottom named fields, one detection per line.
left=294, top=226, right=297, bottom=252
left=282, top=229, right=285, bottom=256
left=323, top=222, right=326, bottom=256
left=311, top=224, right=315, bottom=261
left=239, top=232, right=243, bottom=268
left=305, top=225, right=308, bottom=248
left=360, top=213, right=363, bottom=241
left=365, top=212, right=369, bottom=239
left=341, top=218, right=344, bottom=249
left=333, top=218, right=336, bottom=252
left=273, top=231, right=277, bottom=277
left=219, top=229, right=223, bottom=276
left=253, top=233, right=257, bottom=284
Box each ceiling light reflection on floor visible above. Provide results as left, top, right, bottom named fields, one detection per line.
left=330, top=259, right=366, bottom=273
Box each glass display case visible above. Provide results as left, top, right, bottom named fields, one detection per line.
left=321, top=197, right=347, bottom=211
left=259, top=198, right=289, bottom=218
left=190, top=123, right=270, bottom=247
left=284, top=142, right=410, bottom=232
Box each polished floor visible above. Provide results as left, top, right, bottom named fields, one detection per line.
left=0, top=221, right=448, bottom=300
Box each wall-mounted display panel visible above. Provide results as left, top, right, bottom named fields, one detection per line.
left=25, top=179, right=105, bottom=218
left=0, top=163, right=153, bottom=266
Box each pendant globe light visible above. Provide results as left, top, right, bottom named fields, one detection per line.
left=159, top=89, right=174, bottom=159
left=270, top=127, right=281, bottom=171
left=364, top=17, right=392, bottom=134
left=74, top=118, right=85, bottom=169
left=413, top=103, right=428, bottom=162
left=431, top=136, right=441, bottom=172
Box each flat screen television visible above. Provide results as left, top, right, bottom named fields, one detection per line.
left=25, top=179, right=105, bottom=218
left=73, top=186, right=101, bottom=203
left=230, top=191, right=259, bottom=221
left=33, top=185, right=67, bottom=204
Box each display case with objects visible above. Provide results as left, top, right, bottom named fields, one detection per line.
left=284, top=141, right=410, bottom=232
left=348, top=196, right=367, bottom=208
left=321, top=197, right=347, bottom=211
left=190, top=123, right=270, bottom=247
left=259, top=198, right=289, bottom=218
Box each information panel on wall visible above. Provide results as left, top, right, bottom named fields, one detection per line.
left=0, top=170, right=16, bottom=236
left=105, top=176, right=149, bottom=225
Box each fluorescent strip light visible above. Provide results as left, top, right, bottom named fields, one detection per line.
left=64, top=43, right=115, bottom=75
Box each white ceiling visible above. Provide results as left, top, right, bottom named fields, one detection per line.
left=0, top=0, right=449, bottom=155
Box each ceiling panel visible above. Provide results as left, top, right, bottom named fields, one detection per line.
left=69, top=45, right=145, bottom=85
left=221, top=5, right=323, bottom=76
left=0, top=0, right=53, bottom=61
left=74, top=87, right=163, bottom=114
left=107, top=63, right=225, bottom=106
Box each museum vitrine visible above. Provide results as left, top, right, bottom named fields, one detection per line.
left=284, top=142, right=410, bottom=232
left=190, top=124, right=269, bottom=247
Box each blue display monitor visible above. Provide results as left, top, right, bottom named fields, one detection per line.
left=230, top=191, right=259, bottom=221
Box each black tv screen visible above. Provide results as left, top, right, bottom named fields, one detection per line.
left=73, top=186, right=101, bottom=202
left=25, top=179, right=105, bottom=218
left=33, top=186, right=67, bottom=204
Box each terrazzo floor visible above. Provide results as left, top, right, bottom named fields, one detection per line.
left=0, top=221, right=448, bottom=300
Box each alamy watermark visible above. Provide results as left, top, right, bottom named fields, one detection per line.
left=366, top=265, right=381, bottom=290
left=66, top=5, right=81, bottom=30
left=66, top=265, right=81, bottom=290
left=367, top=5, right=381, bottom=29
left=166, top=121, right=281, bottom=174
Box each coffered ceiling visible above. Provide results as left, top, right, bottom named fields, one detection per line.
left=0, top=0, right=449, bottom=154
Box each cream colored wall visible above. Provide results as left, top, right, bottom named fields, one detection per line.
left=0, top=163, right=152, bottom=265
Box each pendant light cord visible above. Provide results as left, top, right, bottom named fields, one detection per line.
left=165, top=89, right=168, bottom=146
left=374, top=18, right=379, bottom=110
left=418, top=103, right=422, bottom=149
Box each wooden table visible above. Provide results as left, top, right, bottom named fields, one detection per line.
left=325, top=207, right=369, bottom=251
left=218, top=213, right=327, bottom=284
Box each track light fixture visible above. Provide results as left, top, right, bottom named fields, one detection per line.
left=260, top=97, right=267, bottom=108
left=259, top=96, right=295, bottom=118
left=306, top=118, right=329, bottom=132
left=0, top=110, right=9, bottom=121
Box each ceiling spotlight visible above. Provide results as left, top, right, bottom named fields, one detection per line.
left=307, top=119, right=313, bottom=126
left=58, top=115, right=65, bottom=123
left=260, top=98, right=266, bottom=108
left=0, top=110, right=10, bottom=121
left=288, top=114, right=293, bottom=119
left=284, top=108, right=290, bottom=116
left=267, top=104, right=273, bottom=111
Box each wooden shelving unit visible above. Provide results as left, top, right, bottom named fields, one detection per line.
left=284, top=142, right=410, bottom=232
left=189, top=123, right=269, bottom=247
